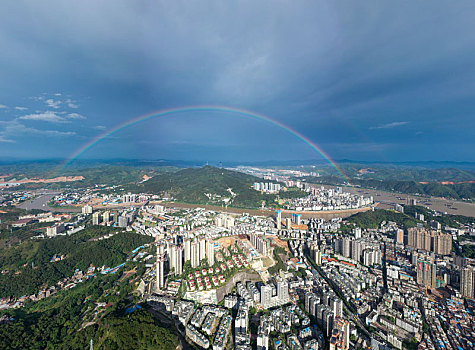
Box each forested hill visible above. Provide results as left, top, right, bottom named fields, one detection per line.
left=129, top=165, right=283, bottom=208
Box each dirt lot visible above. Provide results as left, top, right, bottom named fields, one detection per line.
left=271, top=237, right=290, bottom=253
left=213, top=237, right=238, bottom=248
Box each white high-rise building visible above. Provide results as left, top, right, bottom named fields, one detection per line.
left=277, top=280, right=289, bottom=303
left=199, top=238, right=206, bottom=263
left=260, top=285, right=273, bottom=309
left=191, top=240, right=200, bottom=268
left=82, top=205, right=93, bottom=214
left=207, top=240, right=215, bottom=266
left=92, top=212, right=100, bottom=225
left=169, top=245, right=183, bottom=275
left=184, top=238, right=191, bottom=262
left=122, top=193, right=136, bottom=203
left=156, top=250, right=165, bottom=290
left=276, top=210, right=282, bottom=230
left=102, top=211, right=110, bottom=223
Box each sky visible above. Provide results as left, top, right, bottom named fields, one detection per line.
left=0, top=1, right=474, bottom=163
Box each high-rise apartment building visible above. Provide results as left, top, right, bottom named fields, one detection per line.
left=277, top=280, right=289, bottom=303
left=82, top=205, right=93, bottom=214
left=184, top=238, right=191, bottom=262
left=92, top=212, right=100, bottom=225
left=291, top=213, right=301, bottom=225
left=407, top=228, right=452, bottom=255
left=191, top=240, right=200, bottom=268
left=416, top=256, right=436, bottom=288
left=461, top=266, right=475, bottom=298
left=250, top=232, right=270, bottom=256
left=310, top=243, right=322, bottom=265
left=199, top=238, right=206, bottom=263
left=207, top=240, right=214, bottom=266
left=169, top=245, right=183, bottom=275
left=276, top=210, right=282, bottom=230
left=102, top=211, right=110, bottom=223
left=156, top=251, right=165, bottom=290
left=260, top=284, right=273, bottom=309
left=395, top=229, right=404, bottom=245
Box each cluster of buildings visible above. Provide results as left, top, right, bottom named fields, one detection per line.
left=406, top=227, right=452, bottom=255
left=51, top=188, right=153, bottom=208
left=0, top=190, right=32, bottom=207
left=3, top=179, right=475, bottom=350
left=286, top=186, right=373, bottom=211
left=155, top=235, right=215, bottom=291
left=253, top=182, right=282, bottom=193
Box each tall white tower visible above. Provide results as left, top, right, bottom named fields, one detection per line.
left=207, top=240, right=215, bottom=267
left=276, top=210, right=282, bottom=230
left=156, top=247, right=165, bottom=291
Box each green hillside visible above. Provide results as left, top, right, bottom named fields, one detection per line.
left=347, top=209, right=420, bottom=229
left=0, top=227, right=154, bottom=298
left=403, top=205, right=474, bottom=226
left=0, top=271, right=178, bottom=350
left=129, top=165, right=300, bottom=208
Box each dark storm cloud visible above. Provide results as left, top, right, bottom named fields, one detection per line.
left=0, top=1, right=474, bottom=161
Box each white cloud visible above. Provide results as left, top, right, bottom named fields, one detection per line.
left=66, top=99, right=79, bottom=108
left=15, top=106, right=28, bottom=111
left=0, top=119, right=76, bottom=141
left=67, top=112, right=86, bottom=119
left=0, top=104, right=7, bottom=109
left=0, top=135, right=14, bottom=143
left=44, top=129, right=76, bottom=136
left=19, top=111, right=68, bottom=123
left=93, top=125, right=106, bottom=130
left=370, top=121, right=409, bottom=130
left=45, top=99, right=61, bottom=109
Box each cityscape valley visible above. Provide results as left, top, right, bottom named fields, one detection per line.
left=1, top=2, right=475, bottom=350
left=0, top=162, right=474, bottom=350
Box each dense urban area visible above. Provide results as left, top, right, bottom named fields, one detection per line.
left=0, top=165, right=474, bottom=350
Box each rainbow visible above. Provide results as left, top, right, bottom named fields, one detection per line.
left=58, top=105, right=349, bottom=181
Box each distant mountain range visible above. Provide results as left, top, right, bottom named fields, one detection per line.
left=1, top=158, right=475, bottom=169
left=1, top=158, right=473, bottom=200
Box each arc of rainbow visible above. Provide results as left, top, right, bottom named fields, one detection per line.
left=58, top=105, right=350, bottom=181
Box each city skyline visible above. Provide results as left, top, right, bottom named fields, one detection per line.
left=1, top=1, right=475, bottom=162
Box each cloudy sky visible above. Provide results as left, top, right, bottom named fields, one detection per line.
left=0, top=1, right=474, bottom=163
